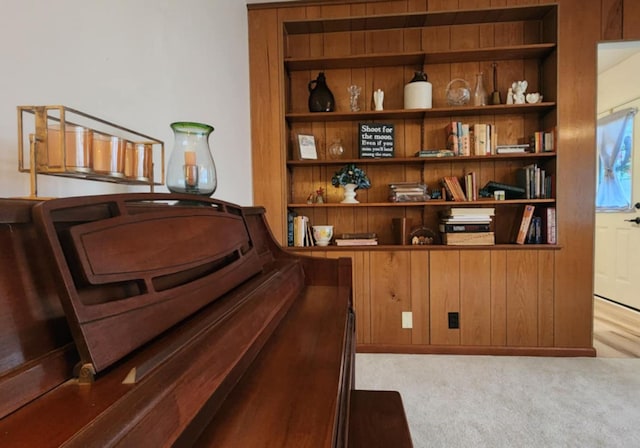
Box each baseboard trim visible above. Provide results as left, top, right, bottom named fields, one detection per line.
left=356, top=344, right=596, bottom=357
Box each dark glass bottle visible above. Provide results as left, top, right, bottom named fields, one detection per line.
left=308, top=72, right=335, bottom=112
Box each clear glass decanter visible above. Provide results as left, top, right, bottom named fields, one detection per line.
left=166, top=122, right=217, bottom=196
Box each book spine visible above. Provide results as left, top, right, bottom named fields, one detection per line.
left=340, top=232, right=377, bottom=239
left=293, top=216, right=301, bottom=247
left=442, top=232, right=495, bottom=245
left=444, top=176, right=467, bottom=201
left=305, top=217, right=314, bottom=246
left=462, top=124, right=470, bottom=156
left=439, top=223, right=491, bottom=233
left=446, top=121, right=459, bottom=154
left=546, top=207, right=557, bottom=244
left=490, top=123, right=497, bottom=155
left=526, top=216, right=542, bottom=244
left=287, top=212, right=295, bottom=247
left=516, top=205, right=535, bottom=244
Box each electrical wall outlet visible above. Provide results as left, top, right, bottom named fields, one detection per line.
left=448, top=312, right=459, bottom=329
left=402, top=311, right=413, bottom=329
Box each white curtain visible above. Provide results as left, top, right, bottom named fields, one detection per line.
left=596, top=107, right=636, bottom=209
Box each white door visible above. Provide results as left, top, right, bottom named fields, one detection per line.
left=594, top=44, right=640, bottom=310
left=595, top=208, right=640, bottom=310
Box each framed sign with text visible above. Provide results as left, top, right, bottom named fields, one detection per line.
left=358, top=123, right=395, bottom=158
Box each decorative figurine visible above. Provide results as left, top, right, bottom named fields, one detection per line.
left=316, top=187, right=325, bottom=203
left=511, top=80, right=528, bottom=104
left=306, top=193, right=314, bottom=204
left=373, top=89, right=384, bottom=111
left=506, top=87, right=514, bottom=104
left=348, top=85, right=361, bottom=112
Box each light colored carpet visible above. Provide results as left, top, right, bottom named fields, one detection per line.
left=355, top=354, right=640, bottom=448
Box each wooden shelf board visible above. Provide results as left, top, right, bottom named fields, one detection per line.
left=287, top=152, right=556, bottom=167
left=283, top=5, right=556, bottom=35
left=286, top=52, right=425, bottom=71
left=285, top=44, right=555, bottom=71
left=426, top=43, right=555, bottom=64
left=33, top=171, right=161, bottom=187
left=288, top=199, right=555, bottom=208
left=287, top=243, right=561, bottom=251
left=285, top=103, right=555, bottom=123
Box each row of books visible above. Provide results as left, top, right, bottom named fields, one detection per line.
left=446, top=121, right=557, bottom=156
left=389, top=182, right=429, bottom=202
left=288, top=206, right=555, bottom=247
left=441, top=173, right=478, bottom=202
left=446, top=122, right=497, bottom=156
left=516, top=205, right=557, bottom=245
left=290, top=215, right=314, bottom=247
left=287, top=215, right=379, bottom=247
left=530, top=129, right=556, bottom=153
left=517, top=163, right=553, bottom=199
left=439, top=207, right=495, bottom=246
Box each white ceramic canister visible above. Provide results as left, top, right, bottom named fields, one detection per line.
left=404, top=71, right=432, bottom=109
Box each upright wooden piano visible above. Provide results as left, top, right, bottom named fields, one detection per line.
left=0, top=193, right=412, bottom=447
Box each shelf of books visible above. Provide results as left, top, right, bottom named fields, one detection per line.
left=287, top=202, right=558, bottom=250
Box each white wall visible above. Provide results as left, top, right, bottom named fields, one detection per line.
left=0, top=0, right=253, bottom=205
left=598, top=52, right=640, bottom=113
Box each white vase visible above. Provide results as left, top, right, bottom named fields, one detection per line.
left=404, top=71, right=432, bottom=109
left=341, top=183, right=359, bottom=204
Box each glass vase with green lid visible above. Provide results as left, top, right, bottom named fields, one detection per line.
left=166, top=121, right=217, bottom=196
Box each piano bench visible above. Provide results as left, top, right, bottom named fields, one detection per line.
left=348, top=390, right=413, bottom=448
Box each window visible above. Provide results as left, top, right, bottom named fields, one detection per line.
left=596, top=108, right=636, bottom=210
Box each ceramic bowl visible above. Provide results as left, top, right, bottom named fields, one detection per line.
left=525, top=92, right=542, bottom=103
left=312, top=225, right=334, bottom=246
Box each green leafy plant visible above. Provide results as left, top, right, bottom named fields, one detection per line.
left=331, top=163, right=371, bottom=190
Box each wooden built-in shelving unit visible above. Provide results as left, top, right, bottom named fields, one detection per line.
left=248, top=0, right=599, bottom=356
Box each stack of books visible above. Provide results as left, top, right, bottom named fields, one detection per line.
left=389, top=182, right=428, bottom=202
left=415, top=149, right=455, bottom=158
left=495, top=143, right=530, bottom=154
left=334, top=232, right=378, bottom=246
left=439, top=207, right=495, bottom=245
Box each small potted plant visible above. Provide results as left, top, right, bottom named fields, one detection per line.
left=331, top=163, right=371, bottom=203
